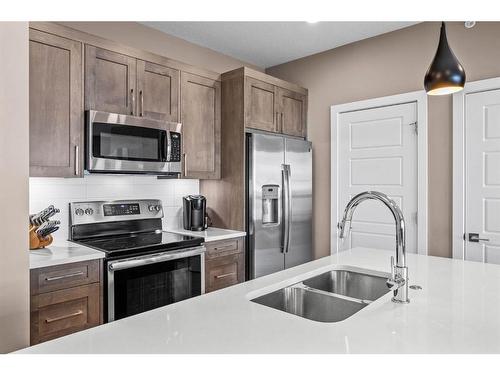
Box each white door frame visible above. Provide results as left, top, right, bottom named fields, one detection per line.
left=330, top=90, right=428, bottom=255
left=452, top=77, right=500, bottom=260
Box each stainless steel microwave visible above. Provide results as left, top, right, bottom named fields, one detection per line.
left=85, top=110, right=182, bottom=176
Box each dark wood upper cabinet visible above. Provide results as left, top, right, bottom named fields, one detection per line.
left=244, top=77, right=279, bottom=133
left=29, top=29, right=83, bottom=177
left=199, top=68, right=307, bottom=232
left=277, top=87, right=307, bottom=138
left=240, top=69, right=307, bottom=138
left=85, top=45, right=137, bottom=115
left=136, top=60, right=180, bottom=122
left=85, top=46, right=181, bottom=122
left=181, top=72, right=221, bottom=179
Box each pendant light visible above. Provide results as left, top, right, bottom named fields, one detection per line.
left=424, top=22, right=466, bottom=95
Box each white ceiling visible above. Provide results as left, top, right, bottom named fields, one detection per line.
left=141, top=22, right=419, bottom=68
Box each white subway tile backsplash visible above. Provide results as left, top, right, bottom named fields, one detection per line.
left=29, top=176, right=199, bottom=244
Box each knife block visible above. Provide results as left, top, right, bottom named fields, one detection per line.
left=29, top=225, right=54, bottom=250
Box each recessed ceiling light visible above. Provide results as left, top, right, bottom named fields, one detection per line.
left=306, top=21, right=319, bottom=24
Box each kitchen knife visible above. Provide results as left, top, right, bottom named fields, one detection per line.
left=38, top=226, right=59, bottom=238
left=40, top=206, right=59, bottom=223
left=30, top=206, right=53, bottom=226
left=44, top=220, right=61, bottom=230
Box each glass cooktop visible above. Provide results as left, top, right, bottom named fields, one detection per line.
left=75, top=231, right=203, bottom=258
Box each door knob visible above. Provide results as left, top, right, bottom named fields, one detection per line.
left=468, top=233, right=490, bottom=243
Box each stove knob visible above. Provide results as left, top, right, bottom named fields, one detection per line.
left=155, top=205, right=162, bottom=212
left=148, top=205, right=155, bottom=212
left=85, top=208, right=94, bottom=215
left=75, top=208, right=84, bottom=216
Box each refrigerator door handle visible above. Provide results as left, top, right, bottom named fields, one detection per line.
left=282, top=164, right=292, bottom=253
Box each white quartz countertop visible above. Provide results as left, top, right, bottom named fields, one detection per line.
left=165, top=227, right=246, bottom=242
left=29, top=241, right=105, bottom=269
left=17, top=247, right=500, bottom=353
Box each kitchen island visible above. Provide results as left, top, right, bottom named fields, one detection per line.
left=16, top=247, right=500, bottom=353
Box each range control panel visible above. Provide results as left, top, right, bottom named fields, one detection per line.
left=103, top=203, right=140, bottom=216
left=70, top=199, right=163, bottom=226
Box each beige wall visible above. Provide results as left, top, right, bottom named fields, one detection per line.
left=59, top=22, right=263, bottom=74
left=268, top=22, right=500, bottom=259
left=0, top=22, right=30, bottom=352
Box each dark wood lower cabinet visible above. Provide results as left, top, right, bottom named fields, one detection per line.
left=30, top=259, right=103, bottom=345
left=205, top=237, right=245, bottom=293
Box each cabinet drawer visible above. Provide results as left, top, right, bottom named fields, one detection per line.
left=31, top=283, right=100, bottom=345
left=205, top=238, right=243, bottom=259
left=205, top=253, right=244, bottom=293
left=31, top=260, right=100, bottom=295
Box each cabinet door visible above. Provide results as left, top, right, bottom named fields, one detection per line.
left=244, top=77, right=279, bottom=132
left=30, top=283, right=100, bottom=345
left=205, top=253, right=245, bottom=293
left=29, top=29, right=83, bottom=177
left=85, top=45, right=136, bottom=115
left=181, top=72, right=221, bottom=179
left=277, top=87, right=307, bottom=138
left=137, top=60, right=180, bottom=122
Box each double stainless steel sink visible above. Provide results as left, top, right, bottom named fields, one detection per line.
left=251, top=268, right=391, bottom=323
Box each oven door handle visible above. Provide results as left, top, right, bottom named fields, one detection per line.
left=108, top=246, right=205, bottom=272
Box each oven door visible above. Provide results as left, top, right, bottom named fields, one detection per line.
left=86, top=110, right=182, bottom=175
left=107, top=246, right=205, bottom=322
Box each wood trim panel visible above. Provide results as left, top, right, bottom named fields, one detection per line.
left=30, top=260, right=100, bottom=295
left=222, top=67, right=307, bottom=96
left=29, top=22, right=221, bottom=81
left=200, top=76, right=245, bottom=229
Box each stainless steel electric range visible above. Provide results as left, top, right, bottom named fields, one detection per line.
left=69, top=199, right=205, bottom=322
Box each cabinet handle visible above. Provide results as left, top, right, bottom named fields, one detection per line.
left=131, top=88, right=135, bottom=115
left=281, top=112, right=284, bottom=131
left=183, top=153, right=187, bottom=177
left=45, top=310, right=83, bottom=323
left=212, top=244, right=235, bottom=252
left=215, top=272, right=236, bottom=279
left=74, top=145, right=79, bottom=176
left=45, top=271, right=84, bottom=282
left=140, top=90, right=144, bottom=117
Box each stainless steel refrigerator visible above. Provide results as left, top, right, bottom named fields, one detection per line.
left=246, top=132, right=313, bottom=279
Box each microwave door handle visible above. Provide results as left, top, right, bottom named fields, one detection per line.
left=161, top=131, right=170, bottom=162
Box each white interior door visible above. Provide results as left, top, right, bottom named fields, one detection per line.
left=465, top=89, right=500, bottom=263
left=337, top=102, right=418, bottom=253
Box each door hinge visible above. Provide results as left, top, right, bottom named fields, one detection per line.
left=409, top=121, right=418, bottom=135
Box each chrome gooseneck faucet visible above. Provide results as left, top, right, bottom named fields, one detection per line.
left=338, top=191, right=409, bottom=303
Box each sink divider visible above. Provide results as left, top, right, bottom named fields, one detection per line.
left=288, top=282, right=372, bottom=305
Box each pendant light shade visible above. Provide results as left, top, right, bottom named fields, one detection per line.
left=424, top=22, right=466, bottom=95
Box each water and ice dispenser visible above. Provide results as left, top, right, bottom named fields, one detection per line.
left=262, top=184, right=279, bottom=225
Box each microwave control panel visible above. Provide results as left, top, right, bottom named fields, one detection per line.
left=169, top=132, right=181, bottom=162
